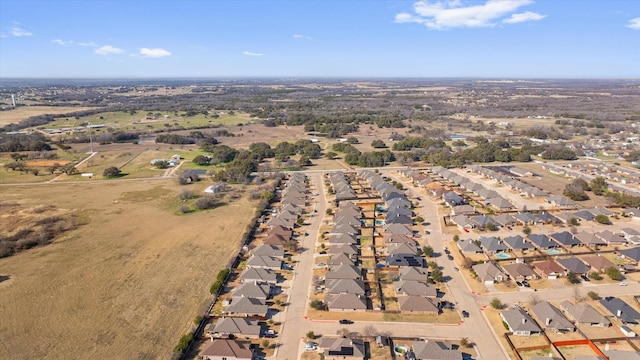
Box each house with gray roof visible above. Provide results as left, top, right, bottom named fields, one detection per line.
left=457, top=239, right=482, bottom=254
left=386, top=254, right=425, bottom=267
left=451, top=204, right=477, bottom=216
left=331, top=223, right=359, bottom=236
left=528, top=234, right=558, bottom=249
left=573, top=210, right=596, bottom=222
left=385, top=213, right=413, bottom=225
left=328, top=233, right=358, bottom=245
left=327, top=244, right=359, bottom=258
left=531, top=301, right=575, bottom=333
left=387, top=242, right=418, bottom=256
left=253, top=244, right=284, bottom=258
left=548, top=195, right=579, bottom=208
left=384, top=223, right=413, bottom=235
left=383, top=233, right=415, bottom=245
left=326, top=278, right=365, bottom=295
left=534, top=212, right=562, bottom=224
left=224, top=297, right=269, bottom=318
left=599, top=297, right=640, bottom=324
left=486, top=197, right=515, bottom=211
left=503, top=235, right=532, bottom=251
left=387, top=205, right=412, bottom=217
left=574, top=231, right=606, bottom=246
left=326, top=264, right=362, bottom=280
left=596, top=230, right=627, bottom=245
left=411, top=340, right=463, bottom=360
left=319, top=337, right=365, bottom=359
left=334, top=215, right=362, bottom=228
left=473, top=262, right=507, bottom=284
left=471, top=214, right=500, bottom=229
left=556, top=257, right=591, bottom=275
left=443, top=191, right=465, bottom=207
left=550, top=231, right=581, bottom=248
left=514, top=212, right=537, bottom=225
left=560, top=300, right=610, bottom=327
left=588, top=207, right=613, bottom=217
left=325, top=293, right=367, bottom=312
left=451, top=215, right=476, bottom=230
left=240, top=268, right=277, bottom=285
left=500, top=307, right=542, bottom=336
left=393, top=280, right=437, bottom=297
left=478, top=236, right=507, bottom=253
left=232, top=282, right=272, bottom=301
left=246, top=255, right=282, bottom=270
left=620, top=247, right=640, bottom=263
left=494, top=213, right=516, bottom=227
left=399, top=267, right=429, bottom=282
left=211, top=317, right=262, bottom=339
left=327, top=253, right=355, bottom=266
left=502, top=263, right=538, bottom=281
left=397, top=295, right=439, bottom=314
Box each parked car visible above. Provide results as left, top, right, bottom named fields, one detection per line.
left=263, top=330, right=277, bottom=338
left=453, top=267, right=459, bottom=271
left=581, top=275, right=590, bottom=282
left=522, top=280, right=530, bottom=288
left=305, top=342, right=318, bottom=351
left=462, top=310, right=469, bottom=318
left=515, top=281, right=523, bottom=287
left=619, top=281, right=628, bottom=286
left=339, top=319, right=353, bottom=324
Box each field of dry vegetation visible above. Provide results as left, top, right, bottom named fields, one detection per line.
left=0, top=179, right=257, bottom=359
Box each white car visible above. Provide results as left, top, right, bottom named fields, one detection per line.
left=305, top=342, right=318, bottom=351
left=619, top=281, right=628, bottom=286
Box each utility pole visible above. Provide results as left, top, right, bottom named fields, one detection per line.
left=88, top=122, right=94, bottom=153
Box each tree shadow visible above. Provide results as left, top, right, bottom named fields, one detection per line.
left=0, top=275, right=9, bottom=283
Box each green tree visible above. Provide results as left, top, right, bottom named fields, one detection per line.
left=310, top=299, right=324, bottom=310
left=570, top=217, right=580, bottom=226
left=306, top=331, right=315, bottom=339
left=595, top=215, right=610, bottom=224
left=371, top=139, right=386, bottom=148
left=192, top=154, right=211, bottom=165
left=587, top=291, right=600, bottom=300
left=490, top=298, right=503, bottom=310
left=604, top=266, right=622, bottom=281
left=415, top=216, right=424, bottom=224
left=325, top=151, right=337, bottom=160
left=588, top=271, right=602, bottom=280
left=430, top=268, right=443, bottom=283
left=590, top=176, right=608, bottom=195
left=453, top=235, right=460, bottom=242
left=486, top=222, right=498, bottom=231
left=522, top=226, right=532, bottom=235
left=422, top=246, right=434, bottom=257
left=103, top=166, right=121, bottom=178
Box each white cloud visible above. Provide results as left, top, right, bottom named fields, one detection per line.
left=10, top=24, right=32, bottom=37
left=77, top=41, right=98, bottom=47
left=139, top=48, right=172, bottom=58
left=52, top=39, right=73, bottom=46
left=95, top=45, right=125, bottom=55
left=627, top=17, right=640, bottom=30
left=293, top=34, right=312, bottom=40
left=503, top=11, right=546, bottom=24
left=242, top=50, right=264, bottom=57
left=395, top=0, right=545, bottom=29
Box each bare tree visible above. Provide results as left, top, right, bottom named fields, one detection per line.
left=363, top=325, right=377, bottom=337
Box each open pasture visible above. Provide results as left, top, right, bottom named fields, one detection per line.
left=0, top=179, right=258, bottom=359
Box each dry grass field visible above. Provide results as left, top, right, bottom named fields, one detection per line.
left=0, top=106, right=95, bottom=125
left=0, top=179, right=257, bottom=359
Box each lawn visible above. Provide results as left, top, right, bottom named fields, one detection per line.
left=0, top=178, right=259, bottom=360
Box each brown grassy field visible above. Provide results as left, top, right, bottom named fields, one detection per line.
left=0, top=179, right=257, bottom=359
left=0, top=106, right=95, bottom=125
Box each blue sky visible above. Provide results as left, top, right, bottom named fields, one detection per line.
left=0, top=0, right=639, bottom=78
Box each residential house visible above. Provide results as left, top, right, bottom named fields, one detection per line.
left=240, top=268, right=277, bottom=285
left=201, top=339, right=253, bottom=360
left=500, top=307, right=542, bottom=336
left=528, top=234, right=558, bottom=249
left=596, top=230, right=627, bottom=246
left=599, top=297, right=640, bottom=324
left=478, top=236, right=507, bottom=253
left=473, top=262, right=507, bottom=284
left=471, top=214, right=500, bottom=229
left=252, top=244, right=284, bottom=258
left=514, top=212, right=537, bottom=226
left=534, top=212, right=562, bottom=225
left=328, top=233, right=358, bottom=245
left=619, top=247, right=640, bottom=263
left=383, top=233, right=415, bottom=245
left=326, top=278, right=366, bottom=295
left=319, top=337, right=365, bottom=360
left=411, top=340, right=463, bottom=360
left=582, top=255, right=615, bottom=273
left=397, top=295, right=439, bottom=314
left=327, top=253, right=355, bottom=267
left=531, top=301, right=575, bottom=333
left=232, top=282, right=272, bottom=301
left=331, top=223, right=359, bottom=236
left=223, top=297, right=269, bottom=318
left=384, top=223, right=414, bottom=235
left=556, top=257, right=591, bottom=276
left=503, top=235, right=532, bottom=251
left=246, top=255, right=282, bottom=270
left=385, top=213, right=413, bottom=225
left=486, top=197, right=515, bottom=212
left=326, top=264, right=362, bottom=280
left=267, top=225, right=292, bottom=240
left=399, top=267, right=430, bottom=282
left=532, top=260, right=565, bottom=279
left=210, top=318, right=261, bottom=339
left=325, top=293, right=367, bottom=312
left=457, top=239, right=483, bottom=254
left=451, top=215, right=476, bottom=230
left=451, top=204, right=477, bottom=216
left=443, top=191, right=465, bottom=207
left=386, top=254, right=425, bottom=267
left=393, top=280, right=437, bottom=297
left=387, top=242, right=419, bottom=256
left=574, top=231, right=606, bottom=247
left=510, top=167, right=533, bottom=177
left=547, top=195, right=579, bottom=208
left=502, top=263, right=538, bottom=281
left=494, top=213, right=517, bottom=227
left=560, top=301, right=610, bottom=327
left=550, top=231, right=581, bottom=248
left=572, top=210, right=596, bottom=222
left=262, top=233, right=286, bottom=246
left=327, top=244, right=359, bottom=258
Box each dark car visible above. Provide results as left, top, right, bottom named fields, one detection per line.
left=581, top=275, right=590, bottom=282
left=515, top=281, right=523, bottom=287
left=462, top=310, right=469, bottom=318
left=522, top=280, right=530, bottom=288
left=339, top=319, right=353, bottom=324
